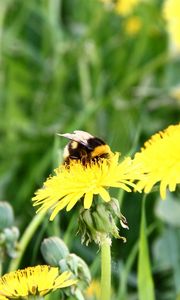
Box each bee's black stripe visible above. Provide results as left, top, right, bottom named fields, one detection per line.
left=85, top=137, right=106, bottom=150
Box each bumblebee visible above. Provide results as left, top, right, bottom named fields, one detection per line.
left=58, top=130, right=112, bottom=165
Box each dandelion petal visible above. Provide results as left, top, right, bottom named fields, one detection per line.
left=98, top=187, right=111, bottom=202
left=84, top=192, right=93, bottom=209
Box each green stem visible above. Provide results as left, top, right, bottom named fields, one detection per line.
left=100, top=237, right=111, bottom=300
left=8, top=210, right=46, bottom=272
left=0, top=261, right=2, bottom=276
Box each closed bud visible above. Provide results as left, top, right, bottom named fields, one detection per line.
left=79, top=209, right=98, bottom=245
left=82, top=210, right=95, bottom=231
left=64, top=253, right=91, bottom=286
left=93, top=204, right=125, bottom=241
left=41, top=237, right=69, bottom=266
left=107, top=197, right=120, bottom=217
left=92, top=205, right=112, bottom=232
left=4, top=227, right=19, bottom=242
left=51, top=244, right=91, bottom=300
left=0, top=227, right=19, bottom=260
left=58, top=257, right=69, bottom=272
left=0, top=202, right=14, bottom=230
left=108, top=198, right=129, bottom=229
left=78, top=198, right=128, bottom=245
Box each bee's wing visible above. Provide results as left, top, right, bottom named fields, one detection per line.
left=57, top=130, right=94, bottom=148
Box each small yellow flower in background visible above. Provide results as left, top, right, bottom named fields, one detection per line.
left=170, top=86, right=180, bottom=101
left=86, top=280, right=101, bottom=299
left=116, top=0, right=140, bottom=16
left=163, top=0, right=180, bottom=50
left=0, top=265, right=76, bottom=299
left=163, top=0, right=180, bottom=23
left=133, top=124, right=180, bottom=199
left=124, top=16, right=142, bottom=35
left=32, top=153, right=140, bottom=221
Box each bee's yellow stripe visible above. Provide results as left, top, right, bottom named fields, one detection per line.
left=71, top=141, right=78, bottom=149
left=91, top=145, right=111, bottom=157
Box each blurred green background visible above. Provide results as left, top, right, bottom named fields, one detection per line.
left=0, top=0, right=180, bottom=299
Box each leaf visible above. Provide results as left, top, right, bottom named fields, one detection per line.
left=155, top=194, right=180, bottom=227
left=153, top=227, right=180, bottom=295
left=138, top=197, right=155, bottom=300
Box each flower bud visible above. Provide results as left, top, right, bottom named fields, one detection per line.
left=93, top=203, right=124, bottom=240
left=78, top=198, right=128, bottom=244
left=4, top=227, right=20, bottom=258
left=81, top=210, right=94, bottom=231
left=108, top=198, right=129, bottom=229
left=92, top=206, right=112, bottom=232
left=79, top=209, right=98, bottom=245
left=0, top=202, right=14, bottom=230
left=41, top=237, right=69, bottom=266
left=59, top=253, right=91, bottom=286
left=4, top=227, right=19, bottom=242
left=0, top=227, right=19, bottom=260
left=57, top=250, right=91, bottom=300
left=107, top=197, right=120, bottom=216
left=85, top=280, right=101, bottom=299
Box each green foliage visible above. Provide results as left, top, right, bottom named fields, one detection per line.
left=0, top=0, right=180, bottom=299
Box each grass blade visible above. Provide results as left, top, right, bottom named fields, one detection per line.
left=138, top=197, right=155, bottom=300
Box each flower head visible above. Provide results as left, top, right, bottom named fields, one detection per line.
left=32, top=153, right=139, bottom=220
left=163, top=0, right=180, bottom=51
left=163, top=0, right=180, bottom=19
left=124, top=16, right=142, bottom=35
left=0, top=265, right=76, bottom=299
left=86, top=280, right=101, bottom=299
left=115, top=0, right=140, bottom=16
left=133, top=124, right=180, bottom=199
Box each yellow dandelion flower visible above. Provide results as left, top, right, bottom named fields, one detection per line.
left=116, top=0, right=140, bottom=16
left=0, top=265, right=77, bottom=299
left=124, top=16, right=142, bottom=35
left=133, top=124, right=180, bottom=199
left=163, top=0, right=180, bottom=20
left=163, top=0, right=180, bottom=50
left=0, top=296, right=8, bottom=300
left=32, top=153, right=140, bottom=221
left=167, top=21, right=180, bottom=50
left=86, top=280, right=101, bottom=299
